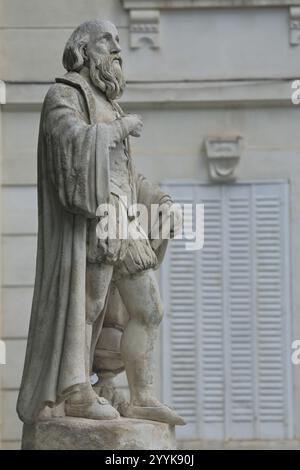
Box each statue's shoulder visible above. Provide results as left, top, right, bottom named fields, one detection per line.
left=43, top=75, right=85, bottom=112
left=46, top=78, right=81, bottom=101
left=42, top=72, right=95, bottom=122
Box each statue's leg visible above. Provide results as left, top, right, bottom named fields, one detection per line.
left=93, top=283, right=129, bottom=410
left=85, top=261, right=114, bottom=373
left=116, top=270, right=185, bottom=425
left=65, top=262, right=120, bottom=420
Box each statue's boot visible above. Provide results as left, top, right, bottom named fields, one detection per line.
left=65, top=383, right=119, bottom=420
left=65, top=396, right=119, bottom=420
left=120, top=402, right=186, bottom=426
left=120, top=358, right=186, bottom=426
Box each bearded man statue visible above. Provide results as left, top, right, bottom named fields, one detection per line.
left=17, top=20, right=184, bottom=427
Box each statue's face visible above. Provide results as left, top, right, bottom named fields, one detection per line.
left=88, top=22, right=121, bottom=61
left=87, top=21, right=125, bottom=100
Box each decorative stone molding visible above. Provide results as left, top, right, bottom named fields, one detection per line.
left=4, top=80, right=295, bottom=108
left=129, top=10, right=160, bottom=49
left=123, top=1, right=300, bottom=47
left=122, top=1, right=300, bottom=10
left=0, top=81, right=6, bottom=105
left=290, top=7, right=300, bottom=44
left=204, top=136, right=242, bottom=182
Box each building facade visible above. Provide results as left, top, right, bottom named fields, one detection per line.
left=1, top=0, right=300, bottom=449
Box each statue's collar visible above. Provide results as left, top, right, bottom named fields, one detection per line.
left=55, top=71, right=125, bottom=123
left=55, top=72, right=97, bottom=124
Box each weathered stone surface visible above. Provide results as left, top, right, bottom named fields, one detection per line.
left=16, top=20, right=185, bottom=449
left=17, top=19, right=185, bottom=433
left=22, top=417, right=176, bottom=450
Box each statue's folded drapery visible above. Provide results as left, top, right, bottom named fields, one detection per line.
left=17, top=73, right=171, bottom=424
left=17, top=80, right=112, bottom=424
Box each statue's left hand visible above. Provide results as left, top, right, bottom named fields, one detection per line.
left=150, top=202, right=182, bottom=250
left=122, top=114, right=143, bottom=137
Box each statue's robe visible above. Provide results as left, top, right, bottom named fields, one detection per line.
left=17, top=72, right=169, bottom=424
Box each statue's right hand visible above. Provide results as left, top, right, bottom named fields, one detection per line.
left=122, top=114, right=143, bottom=137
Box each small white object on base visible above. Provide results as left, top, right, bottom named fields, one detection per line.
left=21, top=417, right=176, bottom=450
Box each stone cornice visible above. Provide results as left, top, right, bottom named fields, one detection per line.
left=122, top=0, right=300, bottom=10
left=3, top=79, right=297, bottom=108
left=0, top=81, right=6, bottom=105
left=123, top=1, right=300, bottom=47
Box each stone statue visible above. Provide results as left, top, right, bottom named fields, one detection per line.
left=17, top=20, right=184, bottom=429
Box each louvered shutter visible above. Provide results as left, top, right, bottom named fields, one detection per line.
left=197, top=185, right=224, bottom=439
left=226, top=184, right=253, bottom=439
left=161, top=185, right=199, bottom=439
left=161, top=181, right=293, bottom=440
left=254, top=183, right=293, bottom=439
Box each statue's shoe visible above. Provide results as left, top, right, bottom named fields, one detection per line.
left=120, top=403, right=186, bottom=426
left=65, top=396, right=120, bottom=420
left=94, top=383, right=128, bottom=414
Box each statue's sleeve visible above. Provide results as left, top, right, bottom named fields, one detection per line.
left=42, top=84, right=112, bottom=218
left=108, top=118, right=130, bottom=149
left=136, top=173, right=172, bottom=207
left=135, top=173, right=173, bottom=264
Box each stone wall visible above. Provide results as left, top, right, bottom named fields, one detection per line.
left=1, top=0, right=300, bottom=449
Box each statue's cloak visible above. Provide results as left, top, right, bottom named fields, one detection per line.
left=16, top=72, right=114, bottom=424
left=17, top=72, right=169, bottom=424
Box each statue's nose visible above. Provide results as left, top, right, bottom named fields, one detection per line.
left=111, top=41, right=121, bottom=54
left=112, top=46, right=121, bottom=54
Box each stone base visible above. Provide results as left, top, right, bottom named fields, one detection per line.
left=22, top=417, right=176, bottom=450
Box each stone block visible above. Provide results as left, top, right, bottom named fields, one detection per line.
left=22, top=417, right=176, bottom=450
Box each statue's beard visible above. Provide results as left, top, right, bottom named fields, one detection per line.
left=89, top=55, right=126, bottom=100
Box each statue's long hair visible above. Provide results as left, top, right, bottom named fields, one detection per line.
left=62, top=21, right=102, bottom=72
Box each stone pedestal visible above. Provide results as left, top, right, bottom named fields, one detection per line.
left=22, top=417, right=176, bottom=450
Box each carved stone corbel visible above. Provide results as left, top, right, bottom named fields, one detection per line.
left=204, top=136, right=242, bottom=183
left=0, top=80, right=6, bottom=105
left=290, top=7, right=300, bottom=45
left=129, top=10, right=160, bottom=49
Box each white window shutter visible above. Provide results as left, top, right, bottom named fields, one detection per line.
left=226, top=185, right=254, bottom=439
left=197, top=186, right=225, bottom=439
left=161, top=181, right=293, bottom=441
left=161, top=185, right=199, bottom=439
left=254, top=183, right=293, bottom=439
